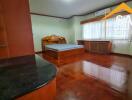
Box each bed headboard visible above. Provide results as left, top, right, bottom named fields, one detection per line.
left=42, top=35, right=66, bottom=51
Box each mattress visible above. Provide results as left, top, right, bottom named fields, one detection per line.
left=45, top=44, right=84, bottom=51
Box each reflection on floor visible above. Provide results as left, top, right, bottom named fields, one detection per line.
left=39, top=53, right=132, bottom=100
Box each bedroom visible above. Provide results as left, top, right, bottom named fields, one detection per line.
left=0, top=0, right=132, bottom=100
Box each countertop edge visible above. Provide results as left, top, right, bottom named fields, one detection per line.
left=14, top=73, right=57, bottom=99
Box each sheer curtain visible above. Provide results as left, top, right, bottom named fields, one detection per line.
left=105, top=15, right=130, bottom=40
left=82, top=14, right=132, bottom=40
left=83, top=20, right=105, bottom=39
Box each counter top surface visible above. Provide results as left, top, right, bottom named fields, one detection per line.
left=0, top=55, right=57, bottom=100
left=78, top=40, right=111, bottom=42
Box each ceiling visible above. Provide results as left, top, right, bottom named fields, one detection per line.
left=29, top=0, right=126, bottom=18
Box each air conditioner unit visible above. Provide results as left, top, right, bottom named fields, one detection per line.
left=94, top=8, right=111, bottom=16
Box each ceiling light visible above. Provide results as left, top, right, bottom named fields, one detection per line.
left=62, top=0, right=75, bottom=3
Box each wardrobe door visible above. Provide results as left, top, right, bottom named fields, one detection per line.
left=0, top=2, right=9, bottom=59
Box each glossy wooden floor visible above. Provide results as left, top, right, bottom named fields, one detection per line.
left=39, top=53, right=132, bottom=100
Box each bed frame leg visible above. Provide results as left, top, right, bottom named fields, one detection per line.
left=57, top=57, right=61, bottom=65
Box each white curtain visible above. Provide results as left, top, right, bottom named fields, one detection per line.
left=82, top=14, right=132, bottom=40
left=83, top=20, right=105, bottom=39
left=105, top=15, right=130, bottom=40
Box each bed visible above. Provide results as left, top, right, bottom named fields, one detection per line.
left=44, top=44, right=84, bottom=59
left=42, top=35, right=85, bottom=60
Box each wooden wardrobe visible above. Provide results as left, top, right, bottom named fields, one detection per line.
left=0, top=0, right=34, bottom=59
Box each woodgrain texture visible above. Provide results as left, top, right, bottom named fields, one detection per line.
left=42, top=35, right=66, bottom=52
left=78, top=40, right=112, bottom=54
left=0, top=0, right=34, bottom=58
left=44, top=48, right=85, bottom=65
left=40, top=53, right=132, bottom=100
left=0, top=1, right=8, bottom=59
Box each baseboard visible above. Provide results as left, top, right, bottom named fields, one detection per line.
left=111, top=52, right=132, bottom=58
left=35, top=51, right=43, bottom=54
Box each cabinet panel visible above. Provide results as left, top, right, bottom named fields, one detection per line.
left=0, top=2, right=8, bottom=59
left=0, top=0, right=34, bottom=58
left=84, top=41, right=90, bottom=51
left=98, top=42, right=109, bottom=54
left=89, top=42, right=99, bottom=53
left=78, top=40, right=112, bottom=54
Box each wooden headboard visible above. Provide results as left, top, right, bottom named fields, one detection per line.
left=42, top=35, right=66, bottom=51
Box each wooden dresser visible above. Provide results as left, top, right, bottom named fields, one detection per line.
left=78, top=40, right=112, bottom=54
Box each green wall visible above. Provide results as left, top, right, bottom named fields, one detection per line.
left=31, top=15, right=75, bottom=52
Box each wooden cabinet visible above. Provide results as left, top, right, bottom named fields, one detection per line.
left=0, top=0, right=34, bottom=59
left=78, top=40, right=112, bottom=54
left=0, top=2, right=8, bottom=59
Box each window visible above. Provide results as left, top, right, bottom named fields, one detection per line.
left=83, top=20, right=105, bottom=39
left=105, top=16, right=130, bottom=40
left=82, top=14, right=131, bottom=40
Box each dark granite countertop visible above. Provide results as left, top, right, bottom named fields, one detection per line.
left=0, top=55, right=57, bottom=100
